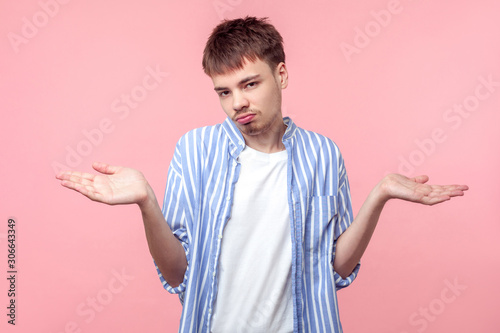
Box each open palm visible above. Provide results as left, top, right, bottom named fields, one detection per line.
left=382, top=174, right=468, bottom=205
left=56, top=162, right=149, bottom=205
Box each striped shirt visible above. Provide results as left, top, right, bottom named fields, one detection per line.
left=156, top=117, right=360, bottom=333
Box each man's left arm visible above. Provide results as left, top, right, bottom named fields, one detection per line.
left=333, top=174, right=468, bottom=279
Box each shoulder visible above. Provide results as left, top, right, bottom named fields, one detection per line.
left=293, top=125, right=341, bottom=157
left=175, top=123, right=226, bottom=149
left=173, top=122, right=232, bottom=169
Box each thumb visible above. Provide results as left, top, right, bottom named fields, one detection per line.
left=412, top=175, right=429, bottom=184
left=92, top=162, right=120, bottom=175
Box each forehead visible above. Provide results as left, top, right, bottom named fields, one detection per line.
left=211, top=58, right=274, bottom=87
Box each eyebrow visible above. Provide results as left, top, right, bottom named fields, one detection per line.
left=213, top=74, right=261, bottom=92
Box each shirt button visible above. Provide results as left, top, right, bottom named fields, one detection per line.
left=218, top=234, right=223, bottom=239
left=208, top=309, right=212, bottom=314
left=226, top=195, right=231, bottom=201
left=238, top=140, right=243, bottom=146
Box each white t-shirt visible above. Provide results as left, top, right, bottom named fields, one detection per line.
left=211, top=146, right=293, bottom=333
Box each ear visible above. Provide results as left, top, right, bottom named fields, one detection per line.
left=275, top=62, right=288, bottom=89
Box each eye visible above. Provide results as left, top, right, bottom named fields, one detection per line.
left=245, top=82, right=257, bottom=89
left=218, top=90, right=230, bottom=97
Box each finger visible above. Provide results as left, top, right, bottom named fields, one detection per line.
left=422, top=195, right=451, bottom=205
left=427, top=190, right=464, bottom=198
left=56, top=170, right=75, bottom=180
left=412, top=175, right=429, bottom=184
left=56, top=170, right=95, bottom=182
left=56, top=173, right=96, bottom=188
left=60, top=180, right=105, bottom=202
left=93, top=162, right=119, bottom=175
left=429, top=185, right=469, bottom=195
left=446, top=190, right=466, bottom=197
left=60, top=179, right=93, bottom=196
left=435, top=184, right=468, bottom=189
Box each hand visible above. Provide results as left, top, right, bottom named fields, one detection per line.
left=55, top=162, right=151, bottom=206
left=379, top=174, right=469, bottom=206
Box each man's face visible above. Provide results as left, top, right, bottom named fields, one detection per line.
left=211, top=58, right=288, bottom=141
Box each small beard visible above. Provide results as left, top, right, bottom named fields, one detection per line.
left=239, top=123, right=263, bottom=136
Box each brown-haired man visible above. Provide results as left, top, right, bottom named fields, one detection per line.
left=56, top=16, right=468, bottom=333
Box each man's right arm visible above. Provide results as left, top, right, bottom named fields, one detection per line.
left=56, top=161, right=187, bottom=287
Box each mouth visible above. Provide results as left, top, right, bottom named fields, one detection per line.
left=235, top=113, right=256, bottom=125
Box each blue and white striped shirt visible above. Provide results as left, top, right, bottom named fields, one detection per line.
left=156, top=117, right=360, bottom=332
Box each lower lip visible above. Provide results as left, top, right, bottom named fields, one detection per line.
left=236, top=114, right=255, bottom=124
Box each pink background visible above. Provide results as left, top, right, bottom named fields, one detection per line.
left=1, top=0, right=499, bottom=332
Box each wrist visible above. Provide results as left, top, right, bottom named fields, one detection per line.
left=372, top=176, right=394, bottom=205
left=137, top=183, right=157, bottom=211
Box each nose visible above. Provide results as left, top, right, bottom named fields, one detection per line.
left=232, top=91, right=249, bottom=112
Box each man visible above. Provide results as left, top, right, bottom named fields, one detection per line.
left=56, top=17, right=468, bottom=333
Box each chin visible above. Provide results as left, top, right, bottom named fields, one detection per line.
left=238, top=122, right=268, bottom=136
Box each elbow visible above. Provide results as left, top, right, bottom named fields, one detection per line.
left=336, top=269, right=351, bottom=280
left=333, top=261, right=355, bottom=280
left=162, top=266, right=186, bottom=289
left=341, top=272, right=353, bottom=280
left=156, top=254, right=188, bottom=289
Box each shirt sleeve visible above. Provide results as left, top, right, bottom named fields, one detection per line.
left=154, top=139, right=191, bottom=300
left=332, top=150, right=360, bottom=290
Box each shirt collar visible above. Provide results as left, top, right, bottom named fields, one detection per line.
left=282, top=116, right=297, bottom=142
left=221, top=116, right=297, bottom=158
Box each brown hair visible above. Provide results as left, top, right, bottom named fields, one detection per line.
left=202, top=16, right=285, bottom=76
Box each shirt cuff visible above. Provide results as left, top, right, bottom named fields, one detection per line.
left=334, top=261, right=360, bottom=290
